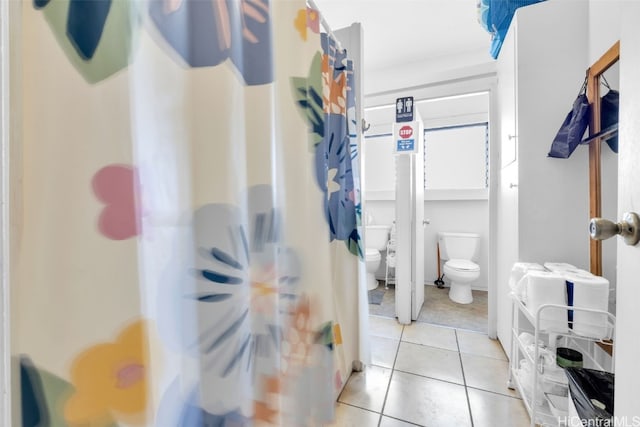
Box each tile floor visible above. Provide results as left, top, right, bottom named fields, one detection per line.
left=369, top=284, right=489, bottom=333
left=330, top=316, right=531, bottom=427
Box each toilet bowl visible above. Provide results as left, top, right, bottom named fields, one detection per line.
left=365, top=224, right=390, bottom=291
left=438, top=232, right=481, bottom=304
left=365, top=248, right=382, bottom=290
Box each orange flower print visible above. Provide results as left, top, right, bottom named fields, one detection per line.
left=64, top=320, right=149, bottom=426
left=321, top=53, right=347, bottom=115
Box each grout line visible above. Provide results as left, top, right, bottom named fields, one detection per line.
left=366, top=314, right=518, bottom=426
left=456, top=329, right=475, bottom=427
left=377, top=323, right=403, bottom=427
left=465, top=385, right=523, bottom=401
left=414, top=320, right=489, bottom=336
left=459, top=351, right=509, bottom=363
left=335, top=401, right=382, bottom=417
left=400, top=339, right=459, bottom=353
left=391, top=368, right=466, bottom=388
left=380, top=414, right=424, bottom=426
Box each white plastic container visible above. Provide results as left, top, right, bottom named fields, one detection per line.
left=546, top=393, right=569, bottom=418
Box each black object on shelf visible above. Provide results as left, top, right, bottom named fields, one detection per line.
left=566, top=368, right=614, bottom=423
left=557, top=347, right=583, bottom=368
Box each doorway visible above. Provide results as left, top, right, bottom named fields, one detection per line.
left=362, top=91, right=493, bottom=334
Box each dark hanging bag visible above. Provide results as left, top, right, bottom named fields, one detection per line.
left=548, top=77, right=590, bottom=159
left=600, top=88, right=619, bottom=153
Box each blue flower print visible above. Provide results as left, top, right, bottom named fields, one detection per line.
left=157, top=185, right=300, bottom=419
left=315, top=114, right=358, bottom=247
left=149, top=0, right=273, bottom=85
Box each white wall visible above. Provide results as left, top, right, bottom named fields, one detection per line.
left=365, top=51, right=495, bottom=98
left=366, top=199, right=489, bottom=291
left=589, top=0, right=622, bottom=66
left=513, top=1, right=591, bottom=270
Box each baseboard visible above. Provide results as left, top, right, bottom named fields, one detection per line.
left=378, top=280, right=488, bottom=292
left=424, top=282, right=488, bottom=292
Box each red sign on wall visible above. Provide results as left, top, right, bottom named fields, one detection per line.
left=399, top=125, right=413, bottom=139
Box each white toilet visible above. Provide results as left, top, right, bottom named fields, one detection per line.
left=438, top=232, right=480, bottom=304
left=365, top=224, right=390, bottom=291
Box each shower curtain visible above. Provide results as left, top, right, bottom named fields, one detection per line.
left=14, top=1, right=365, bottom=425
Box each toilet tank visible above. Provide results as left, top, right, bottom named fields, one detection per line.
left=366, top=225, right=390, bottom=250
left=438, top=232, right=480, bottom=261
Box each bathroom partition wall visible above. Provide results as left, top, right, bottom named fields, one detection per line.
left=394, top=116, right=425, bottom=324
left=9, top=1, right=364, bottom=425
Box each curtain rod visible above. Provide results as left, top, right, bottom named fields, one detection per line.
left=306, top=0, right=344, bottom=51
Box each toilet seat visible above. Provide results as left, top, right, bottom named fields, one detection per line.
left=445, top=259, right=480, bottom=272
left=365, top=248, right=381, bottom=262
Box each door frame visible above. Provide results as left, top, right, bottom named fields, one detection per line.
left=1, top=1, right=21, bottom=423
left=1, top=1, right=10, bottom=422
left=364, top=72, right=499, bottom=337
left=487, top=82, right=499, bottom=339
left=614, top=4, right=640, bottom=416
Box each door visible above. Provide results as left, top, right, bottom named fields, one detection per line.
left=333, top=23, right=369, bottom=368
left=395, top=152, right=412, bottom=325
left=614, top=6, right=640, bottom=418
left=495, top=24, right=518, bottom=354
left=412, top=121, right=425, bottom=320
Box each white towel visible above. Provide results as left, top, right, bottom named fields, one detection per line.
left=525, top=270, right=568, bottom=333
left=565, top=273, right=610, bottom=339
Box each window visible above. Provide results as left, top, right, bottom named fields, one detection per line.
left=424, top=123, right=489, bottom=190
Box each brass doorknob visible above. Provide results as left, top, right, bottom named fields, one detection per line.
left=590, top=212, right=640, bottom=246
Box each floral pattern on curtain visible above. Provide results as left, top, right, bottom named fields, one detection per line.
left=17, top=1, right=363, bottom=426
left=292, top=35, right=362, bottom=257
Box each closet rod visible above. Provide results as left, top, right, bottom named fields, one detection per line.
left=306, top=0, right=344, bottom=51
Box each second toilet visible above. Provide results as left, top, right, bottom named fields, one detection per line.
left=438, top=232, right=481, bottom=304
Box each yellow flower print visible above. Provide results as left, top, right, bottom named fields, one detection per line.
left=295, top=7, right=320, bottom=41
left=64, top=320, right=149, bottom=426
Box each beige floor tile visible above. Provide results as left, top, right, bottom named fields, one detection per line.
left=370, top=335, right=400, bottom=369
left=379, top=416, right=419, bottom=427
left=384, top=371, right=472, bottom=427
left=468, top=388, right=531, bottom=427
left=461, top=353, right=518, bottom=397
left=401, top=322, right=458, bottom=351
left=327, top=403, right=380, bottom=427
left=394, top=342, right=464, bottom=385
left=456, top=330, right=507, bottom=360
left=370, top=315, right=404, bottom=340
left=339, top=365, right=392, bottom=412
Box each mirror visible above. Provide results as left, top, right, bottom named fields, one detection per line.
left=587, top=41, right=619, bottom=315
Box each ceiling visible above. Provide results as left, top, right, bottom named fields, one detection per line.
left=312, top=0, right=493, bottom=72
